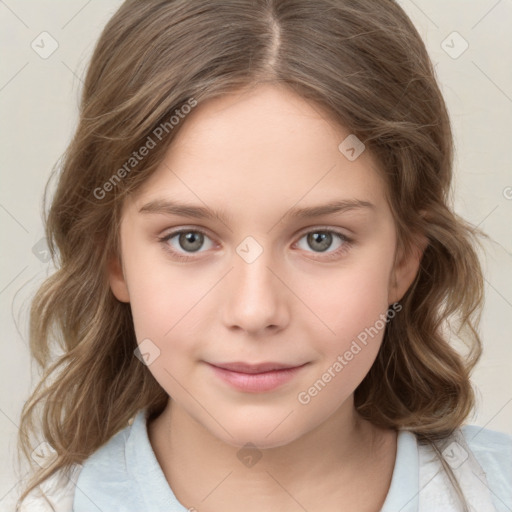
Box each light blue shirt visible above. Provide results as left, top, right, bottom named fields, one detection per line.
left=70, top=408, right=512, bottom=511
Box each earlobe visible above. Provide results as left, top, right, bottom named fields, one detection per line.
left=107, top=255, right=130, bottom=303
left=388, top=233, right=428, bottom=304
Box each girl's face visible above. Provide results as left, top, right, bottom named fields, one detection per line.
left=109, top=84, right=422, bottom=448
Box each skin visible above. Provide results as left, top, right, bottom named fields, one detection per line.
left=108, top=83, right=425, bottom=511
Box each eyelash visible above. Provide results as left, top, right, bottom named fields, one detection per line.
left=158, top=227, right=353, bottom=262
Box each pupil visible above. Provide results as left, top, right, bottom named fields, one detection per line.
left=308, top=232, right=332, bottom=252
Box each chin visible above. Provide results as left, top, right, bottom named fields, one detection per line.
left=205, top=413, right=306, bottom=450
left=220, top=428, right=298, bottom=450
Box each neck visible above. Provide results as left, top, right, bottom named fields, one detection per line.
left=148, top=397, right=396, bottom=511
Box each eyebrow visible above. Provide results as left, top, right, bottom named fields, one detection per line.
left=138, top=198, right=375, bottom=224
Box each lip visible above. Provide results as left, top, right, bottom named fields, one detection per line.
left=206, top=361, right=309, bottom=393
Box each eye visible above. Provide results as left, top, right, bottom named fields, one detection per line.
left=158, top=227, right=352, bottom=262
left=294, top=229, right=352, bottom=259
left=159, top=228, right=215, bottom=259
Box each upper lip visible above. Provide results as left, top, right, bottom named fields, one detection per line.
left=208, top=361, right=307, bottom=374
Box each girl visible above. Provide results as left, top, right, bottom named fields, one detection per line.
left=15, top=0, right=512, bottom=511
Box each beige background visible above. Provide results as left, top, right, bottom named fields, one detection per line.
left=1, top=0, right=511, bottom=507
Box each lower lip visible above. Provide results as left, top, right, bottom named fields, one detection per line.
left=208, top=363, right=308, bottom=393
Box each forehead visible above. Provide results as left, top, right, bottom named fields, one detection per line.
left=127, top=84, right=389, bottom=221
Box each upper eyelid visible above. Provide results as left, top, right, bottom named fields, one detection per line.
left=295, top=225, right=350, bottom=237
left=160, top=226, right=216, bottom=243
left=161, top=225, right=350, bottom=238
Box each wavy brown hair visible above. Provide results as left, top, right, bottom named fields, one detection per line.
left=16, top=0, right=486, bottom=510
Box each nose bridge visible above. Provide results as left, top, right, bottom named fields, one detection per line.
left=221, top=236, right=288, bottom=334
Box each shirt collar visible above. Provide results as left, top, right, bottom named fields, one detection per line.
left=379, top=429, right=419, bottom=512
left=125, top=408, right=188, bottom=510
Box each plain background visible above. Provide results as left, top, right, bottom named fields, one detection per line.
left=1, top=0, right=511, bottom=506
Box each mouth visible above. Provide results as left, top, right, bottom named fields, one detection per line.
left=206, top=361, right=309, bottom=393
left=210, top=361, right=307, bottom=373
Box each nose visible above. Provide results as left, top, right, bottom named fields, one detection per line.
left=221, top=248, right=290, bottom=336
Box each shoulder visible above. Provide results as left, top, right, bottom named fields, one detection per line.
left=72, top=415, right=147, bottom=510
left=17, top=419, right=136, bottom=512
left=414, top=424, right=512, bottom=511
left=72, top=418, right=135, bottom=497
left=16, top=464, right=82, bottom=512
left=461, top=423, right=512, bottom=448
left=78, top=419, right=133, bottom=477
left=460, top=424, right=512, bottom=474
left=461, top=422, right=512, bottom=446
left=460, top=424, right=512, bottom=510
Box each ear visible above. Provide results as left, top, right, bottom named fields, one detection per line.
left=388, top=232, right=428, bottom=305
left=107, top=254, right=130, bottom=303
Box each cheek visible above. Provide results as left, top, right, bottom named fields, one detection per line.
left=125, top=258, right=211, bottom=391
left=293, top=242, right=395, bottom=391
left=300, top=245, right=394, bottom=343
left=128, top=272, right=196, bottom=339
left=123, top=240, right=211, bottom=341
left=294, top=270, right=392, bottom=414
